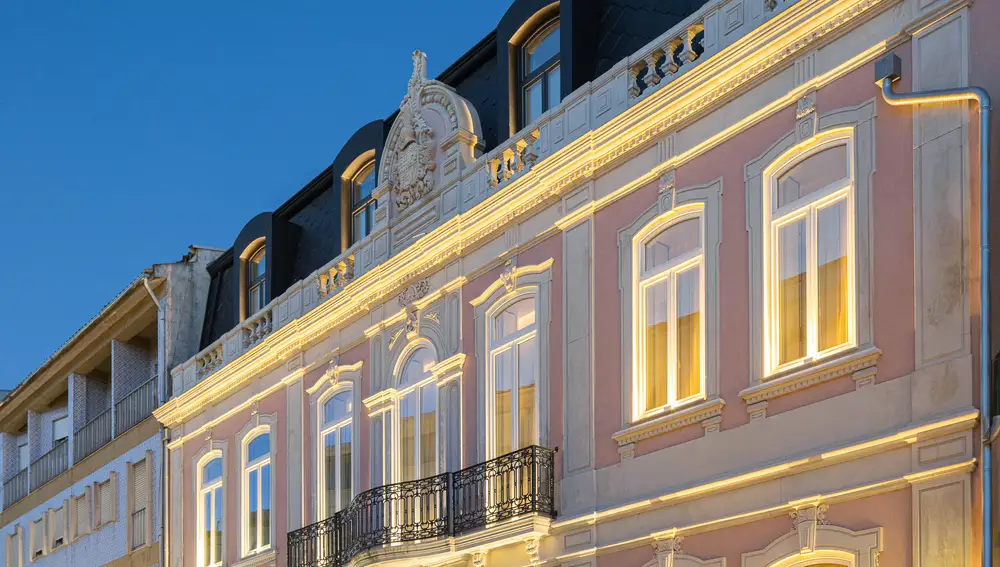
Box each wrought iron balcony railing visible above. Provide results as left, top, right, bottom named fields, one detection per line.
left=288, top=445, right=556, bottom=567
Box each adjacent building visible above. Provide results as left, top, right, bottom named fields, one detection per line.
left=0, top=247, right=220, bottom=567
left=154, top=0, right=1000, bottom=567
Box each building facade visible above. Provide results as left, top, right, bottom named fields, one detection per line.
left=155, top=0, right=1000, bottom=567
left=0, top=247, right=219, bottom=567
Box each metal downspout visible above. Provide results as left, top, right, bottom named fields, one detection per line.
left=143, top=277, right=170, bottom=567
left=875, top=53, right=992, bottom=567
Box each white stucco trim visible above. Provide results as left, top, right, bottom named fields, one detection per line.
left=237, top=413, right=277, bottom=559
left=308, top=361, right=362, bottom=525
left=193, top=439, right=227, bottom=567
left=741, top=517, right=881, bottom=567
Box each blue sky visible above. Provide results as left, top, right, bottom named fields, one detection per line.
left=0, top=1, right=512, bottom=388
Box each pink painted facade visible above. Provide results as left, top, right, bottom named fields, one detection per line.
left=155, top=0, right=1000, bottom=566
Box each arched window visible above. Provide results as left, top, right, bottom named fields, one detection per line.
left=243, top=432, right=271, bottom=555
left=319, top=389, right=353, bottom=518
left=520, top=18, right=560, bottom=127
left=246, top=244, right=267, bottom=317
left=198, top=456, right=223, bottom=567
left=764, top=135, right=855, bottom=375
left=636, top=214, right=704, bottom=416
left=350, top=160, right=377, bottom=245
left=488, top=297, right=539, bottom=457
left=374, top=346, right=439, bottom=484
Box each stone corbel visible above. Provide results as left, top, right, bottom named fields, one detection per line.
left=790, top=503, right=829, bottom=553
left=470, top=550, right=488, bottom=567
left=500, top=258, right=518, bottom=292
left=795, top=92, right=818, bottom=142
left=652, top=534, right=684, bottom=567
left=524, top=536, right=541, bottom=565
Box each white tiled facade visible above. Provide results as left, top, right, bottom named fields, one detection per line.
left=0, top=434, right=161, bottom=567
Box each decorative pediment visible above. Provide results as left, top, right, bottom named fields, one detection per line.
left=379, top=50, right=484, bottom=212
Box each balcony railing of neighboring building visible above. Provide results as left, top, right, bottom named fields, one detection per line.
left=288, top=445, right=556, bottom=567
left=3, top=469, right=28, bottom=508
left=74, top=408, right=112, bottom=463
left=29, top=441, right=68, bottom=491
left=115, top=377, right=157, bottom=436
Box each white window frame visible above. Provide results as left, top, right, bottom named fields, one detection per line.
left=70, top=488, right=91, bottom=542
left=197, top=451, right=225, bottom=567
left=92, top=472, right=118, bottom=532
left=384, top=342, right=440, bottom=484
left=317, top=386, right=354, bottom=519
left=127, top=452, right=153, bottom=551
left=763, top=133, right=857, bottom=377
left=240, top=425, right=274, bottom=557
left=472, top=260, right=553, bottom=463
left=46, top=501, right=68, bottom=552
left=484, top=291, right=541, bottom=458
left=308, top=362, right=362, bottom=526
left=633, top=210, right=707, bottom=419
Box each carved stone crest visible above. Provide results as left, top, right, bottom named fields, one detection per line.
left=398, top=279, right=430, bottom=308
left=388, top=50, right=437, bottom=210
left=500, top=259, right=517, bottom=292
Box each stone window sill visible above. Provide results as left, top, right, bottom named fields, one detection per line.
left=613, top=397, right=726, bottom=448
left=740, top=345, right=882, bottom=409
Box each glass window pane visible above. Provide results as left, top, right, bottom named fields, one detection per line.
left=324, top=392, right=352, bottom=425
left=372, top=416, right=383, bottom=487
left=496, top=299, right=535, bottom=340
left=352, top=162, right=376, bottom=203
left=776, top=145, right=848, bottom=209
left=18, top=444, right=28, bottom=471
left=517, top=337, right=537, bottom=449
left=203, top=458, right=222, bottom=483
left=324, top=431, right=337, bottom=519
left=203, top=492, right=211, bottom=566
left=676, top=267, right=701, bottom=399
left=248, top=434, right=269, bottom=462
left=52, top=417, right=69, bottom=445
left=777, top=219, right=808, bottom=365
left=527, top=23, right=560, bottom=73
left=249, top=248, right=266, bottom=280
left=525, top=80, right=543, bottom=125
left=340, top=426, right=352, bottom=510
left=213, top=487, right=223, bottom=564
left=420, top=384, right=437, bottom=479
left=644, top=218, right=701, bottom=271
left=401, top=348, right=435, bottom=388
left=352, top=209, right=368, bottom=244
left=399, top=393, right=416, bottom=482
left=494, top=348, right=513, bottom=456
left=248, top=469, right=258, bottom=551
left=261, top=464, right=271, bottom=548
left=818, top=199, right=849, bottom=350
left=547, top=65, right=561, bottom=109
left=644, top=280, right=669, bottom=411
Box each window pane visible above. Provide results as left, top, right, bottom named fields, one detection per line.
left=527, top=23, right=560, bottom=73
left=352, top=162, right=376, bottom=204
left=420, top=384, right=437, bottom=479
left=18, top=444, right=28, bottom=471
left=644, top=280, right=669, bottom=411
left=401, top=348, right=435, bottom=387
left=249, top=248, right=266, bottom=280
left=776, top=145, right=848, bottom=209
left=248, top=469, right=258, bottom=551
left=676, top=267, right=701, bottom=399
left=203, top=492, right=211, bottom=566
left=497, top=299, right=535, bottom=340
left=517, top=337, right=537, bottom=449
left=248, top=434, right=269, bottom=462
left=399, top=393, right=416, bottom=482
left=525, top=79, right=543, bottom=125
left=324, top=392, right=352, bottom=425
left=777, top=219, right=807, bottom=365
left=249, top=282, right=265, bottom=315
left=372, top=416, right=383, bottom=487
left=818, top=199, right=849, bottom=350
left=547, top=65, right=561, bottom=110
left=324, top=431, right=337, bottom=519
left=340, top=426, right=352, bottom=511
left=644, top=218, right=701, bottom=271
left=261, top=464, right=271, bottom=548
left=203, top=458, right=222, bottom=483
left=213, top=487, right=222, bottom=564
left=52, top=417, right=69, bottom=445
left=494, top=348, right=513, bottom=456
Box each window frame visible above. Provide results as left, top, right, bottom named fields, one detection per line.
left=241, top=428, right=273, bottom=557
left=382, top=343, right=440, bottom=484
left=51, top=416, right=69, bottom=448
left=28, top=518, right=44, bottom=563
left=46, top=501, right=68, bottom=552
left=197, top=452, right=225, bottom=567
left=633, top=210, right=707, bottom=419
left=349, top=160, right=378, bottom=246
left=92, top=472, right=118, bottom=532
left=519, top=18, right=561, bottom=128
left=6, top=526, right=23, bottom=567
left=127, top=452, right=153, bottom=552
left=317, top=387, right=354, bottom=519
left=69, top=488, right=91, bottom=542
left=245, top=243, right=267, bottom=318
left=762, top=132, right=857, bottom=377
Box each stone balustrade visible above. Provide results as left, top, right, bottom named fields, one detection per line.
left=488, top=129, right=540, bottom=189
left=628, top=20, right=707, bottom=99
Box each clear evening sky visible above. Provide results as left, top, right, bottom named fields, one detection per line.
left=0, top=1, right=513, bottom=389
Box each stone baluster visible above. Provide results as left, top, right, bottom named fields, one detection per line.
left=680, top=23, right=704, bottom=65
left=664, top=38, right=682, bottom=75
left=628, top=61, right=646, bottom=98
left=644, top=50, right=664, bottom=88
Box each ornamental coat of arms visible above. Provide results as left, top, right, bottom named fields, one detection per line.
left=388, top=50, right=437, bottom=210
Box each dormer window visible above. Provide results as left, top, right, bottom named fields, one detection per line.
left=520, top=19, right=560, bottom=127
left=350, top=160, right=377, bottom=245
left=246, top=244, right=266, bottom=317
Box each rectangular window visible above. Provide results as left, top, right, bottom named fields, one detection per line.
left=71, top=492, right=91, bottom=541
left=51, top=417, right=69, bottom=447
left=7, top=529, right=21, bottom=567
left=130, top=458, right=149, bottom=549
left=29, top=519, right=44, bottom=562
left=766, top=139, right=854, bottom=375
left=94, top=474, right=117, bottom=529
left=48, top=504, right=66, bottom=550
left=18, top=443, right=28, bottom=472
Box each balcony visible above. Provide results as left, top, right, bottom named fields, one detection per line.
left=29, top=441, right=68, bottom=491
left=288, top=445, right=556, bottom=567
left=3, top=468, right=28, bottom=507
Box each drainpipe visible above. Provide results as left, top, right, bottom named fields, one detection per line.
left=875, top=53, right=993, bottom=567
left=143, top=277, right=169, bottom=567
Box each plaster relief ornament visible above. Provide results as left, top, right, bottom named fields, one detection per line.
left=389, top=50, right=437, bottom=210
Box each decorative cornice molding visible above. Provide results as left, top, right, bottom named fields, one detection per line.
left=612, top=398, right=725, bottom=446
left=740, top=347, right=882, bottom=406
